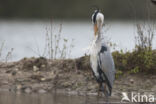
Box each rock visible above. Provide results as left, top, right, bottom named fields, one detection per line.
left=16, top=78, right=25, bottom=82
left=24, top=88, right=32, bottom=93
left=62, top=82, right=72, bottom=87
left=41, top=64, right=45, bottom=68
left=129, top=78, right=134, bottom=84
left=15, top=68, right=19, bottom=71
left=40, top=78, right=46, bottom=81
left=31, top=74, right=45, bottom=81
left=50, top=71, right=56, bottom=79
left=12, top=71, right=17, bottom=76
left=38, top=89, right=46, bottom=93
left=33, top=66, right=39, bottom=72
left=16, top=85, right=22, bottom=90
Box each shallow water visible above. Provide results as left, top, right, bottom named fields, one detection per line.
left=0, top=20, right=155, bottom=61
left=0, top=91, right=120, bottom=104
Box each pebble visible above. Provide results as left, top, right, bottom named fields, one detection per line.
left=40, top=78, right=46, bottom=81
left=33, top=66, right=39, bottom=72
left=12, top=71, right=17, bottom=76
left=16, top=85, right=22, bottom=90
left=15, top=68, right=19, bottom=71
left=24, top=88, right=32, bottom=93
left=129, top=78, right=134, bottom=84
left=38, top=89, right=46, bottom=93
left=41, top=64, right=45, bottom=68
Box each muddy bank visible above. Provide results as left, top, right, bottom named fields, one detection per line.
left=0, top=56, right=156, bottom=99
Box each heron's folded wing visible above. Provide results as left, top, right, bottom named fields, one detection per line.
left=98, top=48, right=116, bottom=88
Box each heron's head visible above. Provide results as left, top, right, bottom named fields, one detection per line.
left=92, top=10, right=104, bottom=36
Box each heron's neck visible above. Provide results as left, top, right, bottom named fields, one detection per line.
left=94, top=32, right=102, bottom=44
left=97, top=27, right=103, bottom=39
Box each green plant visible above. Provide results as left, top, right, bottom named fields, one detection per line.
left=129, top=66, right=139, bottom=74
left=115, top=70, right=123, bottom=78
left=112, top=48, right=156, bottom=74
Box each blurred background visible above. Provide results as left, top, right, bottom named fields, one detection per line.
left=0, top=0, right=156, bottom=20
left=0, top=0, right=156, bottom=61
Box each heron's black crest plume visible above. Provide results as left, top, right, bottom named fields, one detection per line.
left=92, top=9, right=99, bottom=24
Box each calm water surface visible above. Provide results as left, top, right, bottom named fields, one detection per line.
left=0, top=91, right=119, bottom=104
left=0, top=20, right=155, bottom=61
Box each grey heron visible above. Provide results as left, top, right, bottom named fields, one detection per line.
left=90, top=10, right=116, bottom=97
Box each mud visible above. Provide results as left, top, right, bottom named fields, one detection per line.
left=0, top=56, right=155, bottom=100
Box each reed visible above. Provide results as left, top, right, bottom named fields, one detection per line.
left=0, top=41, right=14, bottom=62
left=30, top=21, right=74, bottom=59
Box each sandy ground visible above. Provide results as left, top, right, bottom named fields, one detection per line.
left=0, top=56, right=156, bottom=101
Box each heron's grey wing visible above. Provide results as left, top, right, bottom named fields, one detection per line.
left=98, top=45, right=116, bottom=88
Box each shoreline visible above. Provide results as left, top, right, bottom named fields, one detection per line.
left=0, top=56, right=156, bottom=99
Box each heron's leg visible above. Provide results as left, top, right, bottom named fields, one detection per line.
left=98, top=82, right=103, bottom=96
left=98, top=83, right=110, bottom=104
left=102, top=83, right=109, bottom=103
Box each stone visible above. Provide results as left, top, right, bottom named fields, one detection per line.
left=41, top=64, right=45, bottom=68
left=38, top=89, right=46, bottom=93
left=130, top=78, right=134, bottom=84
left=24, top=88, right=32, bottom=93
left=62, top=82, right=72, bottom=87
left=40, top=78, right=46, bottom=81
left=33, top=66, right=39, bottom=72
left=16, top=85, right=22, bottom=90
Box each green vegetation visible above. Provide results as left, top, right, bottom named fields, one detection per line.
left=113, top=23, right=156, bottom=75
left=113, top=48, right=156, bottom=74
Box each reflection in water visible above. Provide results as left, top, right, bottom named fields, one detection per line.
left=0, top=91, right=120, bottom=104
left=0, top=91, right=106, bottom=104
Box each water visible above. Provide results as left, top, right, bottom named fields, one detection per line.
left=0, top=20, right=155, bottom=61
left=0, top=91, right=119, bottom=104
left=1, top=20, right=155, bottom=104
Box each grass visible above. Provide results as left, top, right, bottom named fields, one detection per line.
left=30, top=21, right=74, bottom=59
left=113, top=23, right=156, bottom=75
left=113, top=49, right=156, bottom=74
left=0, top=41, right=14, bottom=62
left=0, top=19, right=155, bottom=76
left=27, top=20, right=155, bottom=76
left=45, top=22, right=74, bottom=59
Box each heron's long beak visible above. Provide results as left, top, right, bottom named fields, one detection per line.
left=94, top=23, right=98, bottom=36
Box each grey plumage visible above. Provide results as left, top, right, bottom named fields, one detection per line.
left=98, top=38, right=115, bottom=95
left=90, top=10, right=116, bottom=96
